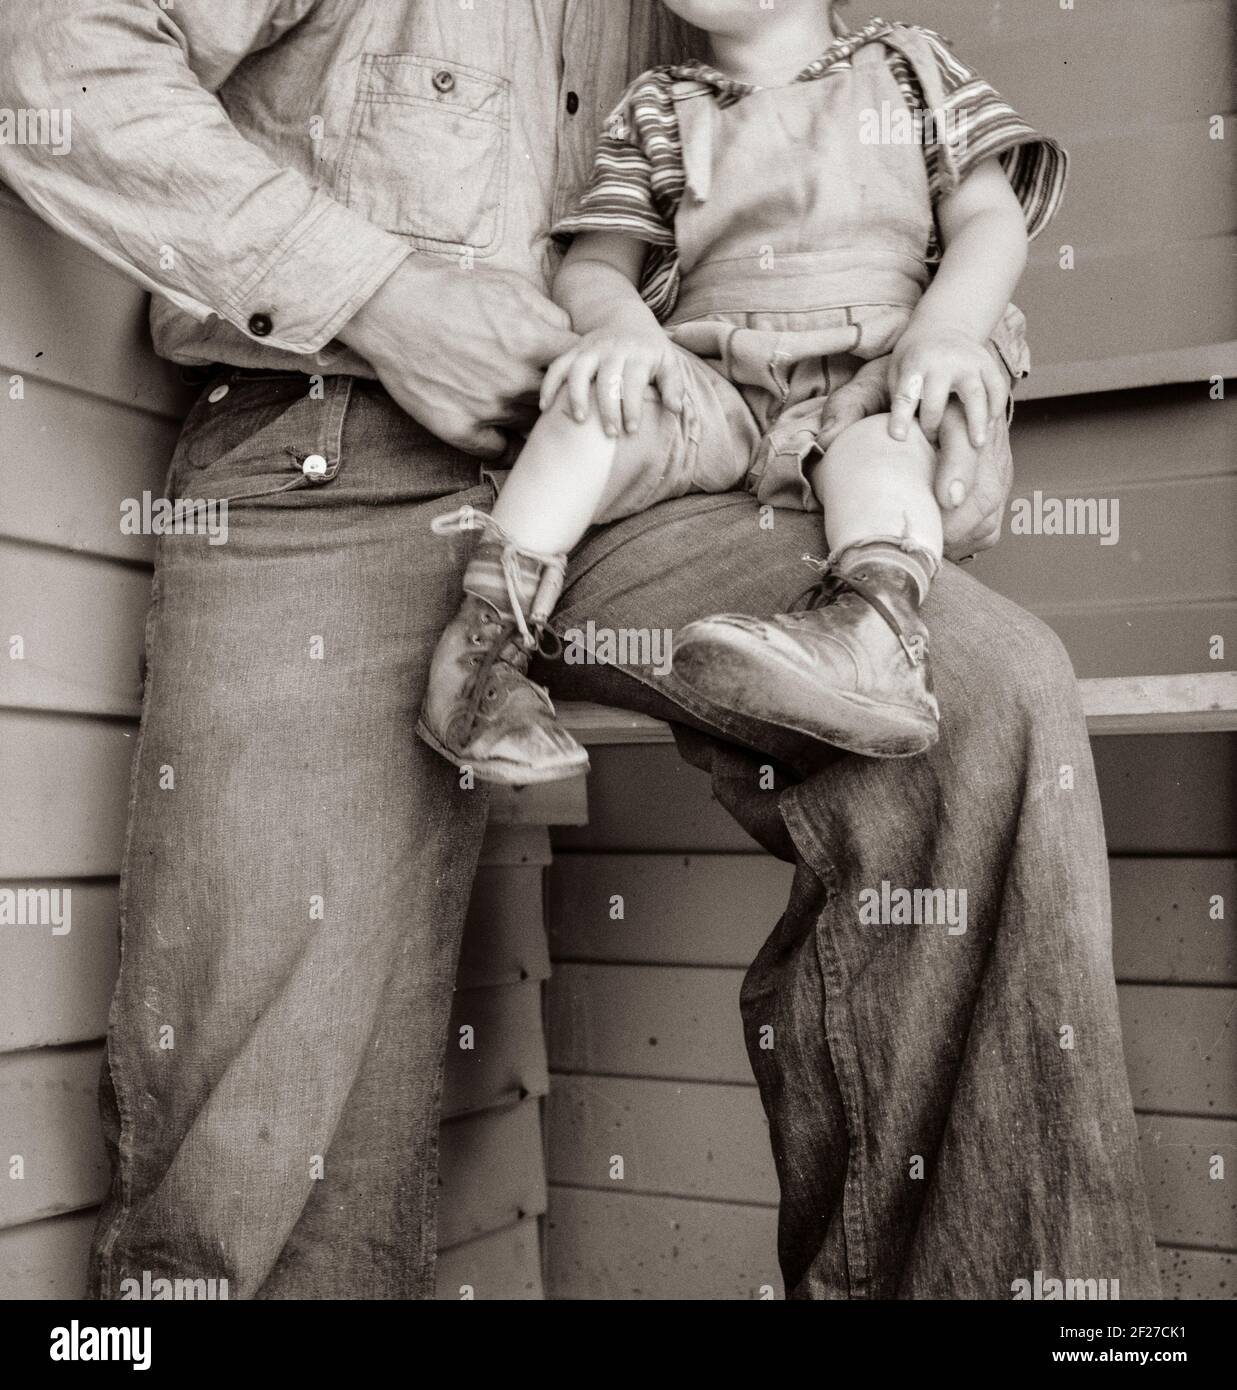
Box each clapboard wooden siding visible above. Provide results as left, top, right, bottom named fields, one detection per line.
left=546, top=1140, right=1236, bottom=1301
left=898, top=0, right=1237, bottom=385
left=0, top=197, right=553, bottom=1299
left=553, top=737, right=1237, bottom=858
left=550, top=854, right=1237, bottom=983
left=547, top=966, right=1236, bottom=1109
left=970, top=385, right=1236, bottom=680
left=546, top=743, right=1237, bottom=1299
left=4, top=0, right=1235, bottom=1304
left=908, top=1, right=1237, bottom=679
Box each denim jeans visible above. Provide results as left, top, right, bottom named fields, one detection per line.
left=91, top=375, right=1160, bottom=1299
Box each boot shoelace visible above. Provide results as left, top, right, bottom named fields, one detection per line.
left=794, top=555, right=927, bottom=668
left=446, top=608, right=525, bottom=749
left=431, top=504, right=566, bottom=653
left=433, top=505, right=566, bottom=746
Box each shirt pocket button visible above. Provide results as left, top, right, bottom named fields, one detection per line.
left=432, top=69, right=456, bottom=94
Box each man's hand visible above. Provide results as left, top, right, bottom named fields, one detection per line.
left=339, top=259, right=578, bottom=457
left=887, top=324, right=1008, bottom=447
left=812, top=355, right=894, bottom=452
left=539, top=325, right=685, bottom=438
left=938, top=400, right=1011, bottom=560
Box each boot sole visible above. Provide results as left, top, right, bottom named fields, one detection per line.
left=674, top=643, right=939, bottom=759
left=416, top=719, right=590, bottom=787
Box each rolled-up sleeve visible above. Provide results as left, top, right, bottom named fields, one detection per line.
left=0, top=0, right=411, bottom=354
left=911, top=29, right=1069, bottom=243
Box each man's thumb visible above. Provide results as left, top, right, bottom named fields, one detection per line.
left=815, top=397, right=863, bottom=449
left=936, top=423, right=982, bottom=510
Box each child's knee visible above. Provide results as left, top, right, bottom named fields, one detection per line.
left=823, top=412, right=935, bottom=474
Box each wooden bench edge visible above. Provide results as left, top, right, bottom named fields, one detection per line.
left=557, top=672, right=1237, bottom=745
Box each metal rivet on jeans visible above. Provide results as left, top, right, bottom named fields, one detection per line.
left=432, top=69, right=455, bottom=93
left=207, top=384, right=230, bottom=404
left=302, top=453, right=328, bottom=478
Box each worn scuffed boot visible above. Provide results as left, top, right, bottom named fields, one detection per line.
left=673, top=544, right=941, bottom=758
left=417, top=507, right=589, bottom=786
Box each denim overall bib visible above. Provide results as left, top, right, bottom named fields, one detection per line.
left=651, top=24, right=1025, bottom=511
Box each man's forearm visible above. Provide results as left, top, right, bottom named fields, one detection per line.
left=0, top=0, right=410, bottom=355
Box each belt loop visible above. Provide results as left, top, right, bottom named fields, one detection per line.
left=480, top=467, right=512, bottom=497
left=316, top=375, right=355, bottom=479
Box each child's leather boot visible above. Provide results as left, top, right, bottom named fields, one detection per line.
left=672, top=547, right=940, bottom=758
left=418, top=507, right=589, bottom=785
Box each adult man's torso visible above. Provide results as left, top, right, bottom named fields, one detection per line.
left=152, top=0, right=690, bottom=374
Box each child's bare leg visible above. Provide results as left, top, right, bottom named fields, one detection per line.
left=416, top=400, right=617, bottom=786
left=807, top=410, right=943, bottom=597
left=490, top=400, right=618, bottom=554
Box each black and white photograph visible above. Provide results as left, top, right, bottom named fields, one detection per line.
left=0, top=0, right=1234, bottom=1358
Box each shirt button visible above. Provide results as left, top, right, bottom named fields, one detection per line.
left=432, top=69, right=455, bottom=93
left=565, top=90, right=580, bottom=115
left=302, top=454, right=328, bottom=478
left=207, top=384, right=230, bottom=404
left=248, top=313, right=273, bottom=337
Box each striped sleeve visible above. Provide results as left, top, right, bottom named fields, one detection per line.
left=893, top=29, right=1068, bottom=241
left=551, top=70, right=687, bottom=320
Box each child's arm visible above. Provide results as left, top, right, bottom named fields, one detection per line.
left=888, top=157, right=1029, bottom=448
left=539, top=232, right=684, bottom=438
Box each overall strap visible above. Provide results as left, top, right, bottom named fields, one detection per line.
left=670, top=80, right=716, bottom=203
left=877, top=24, right=962, bottom=192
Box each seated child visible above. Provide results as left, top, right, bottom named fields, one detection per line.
left=418, top=1, right=1067, bottom=784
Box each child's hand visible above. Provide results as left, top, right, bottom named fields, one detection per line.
left=539, top=327, right=685, bottom=438
left=887, top=325, right=1008, bottom=448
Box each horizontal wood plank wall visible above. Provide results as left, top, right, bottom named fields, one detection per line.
left=901, top=3, right=1237, bottom=680
left=895, top=0, right=1237, bottom=383
left=969, top=384, right=1236, bottom=680
left=546, top=744, right=1237, bottom=1299
left=5, top=0, right=1235, bottom=1305
left=0, top=201, right=548, bottom=1299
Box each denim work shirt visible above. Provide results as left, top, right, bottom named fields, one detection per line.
left=0, top=0, right=688, bottom=374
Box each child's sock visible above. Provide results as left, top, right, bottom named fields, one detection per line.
left=832, top=540, right=938, bottom=606
left=463, top=541, right=543, bottom=622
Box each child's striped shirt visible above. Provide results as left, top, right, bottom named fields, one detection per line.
left=552, top=17, right=1067, bottom=322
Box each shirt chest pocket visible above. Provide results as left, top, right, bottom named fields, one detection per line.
left=338, top=54, right=509, bottom=256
